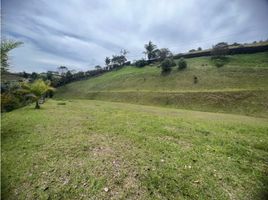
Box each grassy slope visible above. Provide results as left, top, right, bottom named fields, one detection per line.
left=2, top=99, right=268, bottom=199
left=55, top=52, right=268, bottom=117
left=1, top=73, right=23, bottom=82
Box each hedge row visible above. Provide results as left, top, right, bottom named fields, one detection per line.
left=173, top=44, right=268, bottom=59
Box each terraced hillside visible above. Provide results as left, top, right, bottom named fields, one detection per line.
left=56, top=52, right=268, bottom=117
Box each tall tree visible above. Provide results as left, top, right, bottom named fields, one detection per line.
left=105, top=57, right=111, bottom=66
left=144, top=41, right=158, bottom=60
left=1, top=39, right=23, bottom=73
left=120, top=49, right=129, bottom=56
left=111, top=55, right=127, bottom=66
left=95, top=65, right=102, bottom=70
left=58, top=66, right=68, bottom=76
left=157, top=48, right=172, bottom=61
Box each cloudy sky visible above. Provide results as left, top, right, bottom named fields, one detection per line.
left=2, top=0, right=268, bottom=72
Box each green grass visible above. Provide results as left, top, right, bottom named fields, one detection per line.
left=1, top=72, right=23, bottom=82
left=55, top=52, right=268, bottom=117
left=2, top=99, right=268, bottom=199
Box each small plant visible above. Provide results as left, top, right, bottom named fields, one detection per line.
left=57, top=102, right=66, bottom=105
left=161, top=58, right=175, bottom=74
left=178, top=58, right=187, bottom=70
left=193, top=76, right=198, bottom=84
left=212, top=58, right=228, bottom=67
left=20, top=79, right=55, bottom=109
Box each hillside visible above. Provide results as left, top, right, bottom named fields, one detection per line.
left=2, top=100, right=268, bottom=199
left=55, top=52, right=268, bottom=117
left=1, top=72, right=23, bottom=82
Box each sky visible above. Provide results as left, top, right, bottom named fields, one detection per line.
left=2, top=0, right=268, bottom=73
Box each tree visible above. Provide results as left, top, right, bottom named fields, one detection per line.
left=134, top=59, right=147, bottom=67
left=197, top=47, right=202, bottom=51
left=46, top=71, right=53, bottom=81
left=178, top=58, right=187, bottom=70
left=157, top=48, right=172, bottom=61
left=1, top=39, right=23, bottom=72
left=189, top=49, right=196, bottom=53
left=65, top=70, right=73, bottom=83
left=120, top=49, right=129, bottom=56
left=22, top=71, right=29, bottom=78
left=21, top=79, right=55, bottom=109
left=111, top=55, right=127, bottom=66
left=58, top=66, right=68, bottom=76
left=161, top=58, right=175, bottom=74
left=211, top=42, right=229, bottom=58
left=30, top=72, right=38, bottom=80
left=144, top=41, right=158, bottom=60
left=105, top=57, right=111, bottom=66
left=95, top=65, right=102, bottom=70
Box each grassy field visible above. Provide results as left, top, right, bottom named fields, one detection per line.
left=2, top=99, right=268, bottom=199
left=55, top=52, right=268, bottom=117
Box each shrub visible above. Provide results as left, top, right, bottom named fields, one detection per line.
left=134, top=59, right=147, bottom=67
left=213, top=58, right=225, bottom=67
left=178, top=58, right=187, bottom=70
left=193, top=76, right=198, bottom=84
left=161, top=58, right=175, bottom=73
left=1, top=93, right=20, bottom=112
left=57, top=102, right=66, bottom=105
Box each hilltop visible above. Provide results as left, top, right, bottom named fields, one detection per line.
left=55, top=52, right=268, bottom=117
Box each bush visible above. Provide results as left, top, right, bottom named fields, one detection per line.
left=161, top=58, right=175, bottom=73
left=1, top=93, right=20, bottom=112
left=134, top=59, right=147, bottom=67
left=57, top=102, right=66, bottom=105
left=213, top=58, right=225, bottom=67
left=178, top=58, right=187, bottom=70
